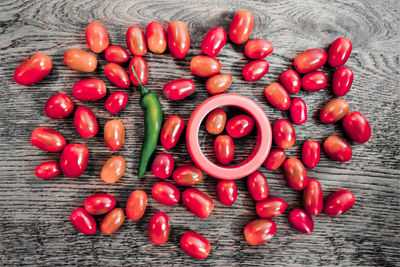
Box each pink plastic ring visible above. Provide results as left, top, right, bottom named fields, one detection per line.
left=186, top=93, right=272, bottom=180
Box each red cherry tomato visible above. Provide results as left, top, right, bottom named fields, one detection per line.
left=60, top=144, right=89, bottom=178
left=324, top=190, right=355, bottom=216
left=302, top=71, right=327, bottom=92
left=126, top=190, right=148, bottom=220
left=64, top=49, right=97, bottom=72
left=14, top=53, right=52, bottom=85
left=35, top=161, right=61, bottom=179
left=148, top=212, right=170, bottom=245
left=167, top=21, right=190, bottom=58
left=152, top=182, right=180, bottom=206
left=342, top=111, right=371, bottom=143
left=214, top=135, right=235, bottom=165
left=104, top=120, right=125, bottom=151
left=280, top=69, right=301, bottom=94
left=303, top=179, right=323, bottom=216
left=101, top=208, right=125, bottom=235
left=290, top=97, right=307, bottom=124
left=72, top=79, right=106, bottom=101
left=85, top=22, right=109, bottom=53
left=256, top=197, right=287, bottom=218
left=100, top=156, right=126, bottom=184
left=328, top=37, right=352, bottom=68
left=206, top=108, right=227, bottom=135
left=74, top=106, right=98, bottom=138
left=301, top=140, right=320, bottom=169
left=288, top=208, right=314, bottom=234
left=105, top=46, right=130, bottom=63
left=30, top=127, right=66, bottom=152
left=172, top=165, right=203, bottom=186
left=201, top=27, right=227, bottom=57
left=146, top=21, right=167, bottom=54
left=126, top=26, right=147, bottom=56
left=332, top=67, right=353, bottom=96
left=163, top=79, right=195, bottom=101
left=84, top=193, right=116, bottom=215
left=182, top=188, right=214, bottom=218
left=244, top=39, right=273, bottom=59
left=217, top=180, right=237, bottom=206
left=206, top=73, right=232, bottom=95
left=180, top=232, right=210, bottom=259
left=247, top=171, right=269, bottom=201
left=264, top=82, right=291, bottom=110
left=152, top=152, right=175, bottom=179
left=226, top=114, right=255, bottom=138
left=105, top=91, right=128, bottom=114
left=320, top=99, right=349, bottom=123
left=244, top=219, right=276, bottom=245
left=323, top=136, right=352, bottom=162
left=190, top=55, right=221, bottom=77
left=129, top=56, right=149, bottom=86
left=160, top=115, right=185, bottom=149
left=104, top=63, right=130, bottom=89
left=44, top=93, right=74, bottom=119
left=273, top=119, right=296, bottom=149
left=229, top=10, right=254, bottom=44
left=242, top=59, right=269, bottom=82
left=294, top=48, right=327, bottom=73
left=70, top=207, right=96, bottom=235
left=263, top=148, right=286, bottom=170
left=283, top=158, right=308, bottom=190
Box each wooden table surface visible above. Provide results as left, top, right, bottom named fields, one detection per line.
left=0, top=0, right=399, bottom=266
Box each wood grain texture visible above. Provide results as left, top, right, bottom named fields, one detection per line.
left=0, top=0, right=399, bottom=266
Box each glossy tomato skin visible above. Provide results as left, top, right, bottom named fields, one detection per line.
left=229, top=10, right=254, bottom=44
left=104, top=63, right=130, bottom=89
left=60, top=144, right=89, bottom=178
left=129, top=56, right=148, bottom=86
left=70, top=207, right=97, bottom=235
left=152, top=152, right=175, bottom=179
left=126, top=26, right=147, bottom=56
left=167, top=21, right=190, bottom=58
left=85, top=22, right=109, bottom=53
left=64, top=49, right=97, bottom=72
left=35, top=161, right=61, bottom=179
left=332, top=67, right=353, bottom=96
left=294, top=48, right=327, bottom=74
left=217, top=180, right=237, bottom=206
left=320, top=99, right=349, bottom=123
left=263, top=148, right=286, bottom=170
left=264, top=82, right=291, bottom=110
left=146, top=21, right=167, bottom=54
left=226, top=114, right=255, bottom=138
left=323, top=136, right=352, bottom=162
left=105, top=92, right=128, bottom=114
left=30, top=127, right=66, bottom=152
left=100, top=156, right=126, bottom=184
left=288, top=208, right=314, bottom=234
left=247, top=171, right=269, bottom=201
left=163, top=79, right=195, bottom=101
left=74, top=106, right=98, bottom=138
left=180, top=232, right=210, bottom=259
left=105, top=46, right=130, bottom=63
left=244, top=39, right=273, bottom=59
left=104, top=120, right=125, bottom=151
left=214, top=135, right=235, bottom=165
left=301, top=140, right=320, bottom=169
left=242, top=59, right=269, bottom=82
left=273, top=119, right=296, bottom=149
left=256, top=197, right=287, bottom=218
left=201, top=27, right=227, bottom=57
left=302, top=71, right=327, bottom=92
left=84, top=193, right=116, bottom=215
left=172, top=165, right=203, bottom=186
left=206, top=73, right=232, bottom=95
left=244, top=219, right=276, bottom=245
left=72, top=79, right=106, bottom=101
left=44, top=93, right=74, bottom=119
left=101, top=208, right=125, bottom=235
left=283, top=158, right=308, bottom=190
left=152, top=182, right=180, bottom=206
left=182, top=188, right=214, bottom=218
left=148, top=212, right=170, bottom=245
left=14, top=53, right=52, bottom=85
left=280, top=69, right=301, bottom=94
left=190, top=55, right=221, bottom=77
left=342, top=111, right=371, bottom=143
left=290, top=98, right=307, bottom=125
left=206, top=108, right=227, bottom=135
left=303, top=179, right=323, bottom=216
left=324, top=190, right=355, bottom=216
left=126, top=190, right=148, bottom=220
left=328, top=37, right=352, bottom=68
left=160, top=115, right=185, bottom=149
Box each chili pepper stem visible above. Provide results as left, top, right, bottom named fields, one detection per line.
left=130, top=65, right=149, bottom=95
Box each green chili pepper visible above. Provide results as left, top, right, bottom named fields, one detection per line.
left=130, top=65, right=163, bottom=178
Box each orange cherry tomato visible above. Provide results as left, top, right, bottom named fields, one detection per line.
left=214, top=135, right=235, bottom=165
left=273, top=119, right=295, bottom=149
left=101, top=208, right=125, bottom=235
left=129, top=56, right=148, bottom=86
left=206, top=108, right=227, bottom=135
left=104, top=119, right=125, bottom=151
left=160, top=115, right=185, bottom=150
left=323, top=136, right=352, bottom=162
left=74, top=106, right=98, bottom=138
left=264, top=82, right=291, bottom=110
left=148, top=212, right=170, bottom=245
left=126, top=26, right=147, bottom=56
left=104, top=63, right=130, bottom=89
left=146, top=21, right=167, bottom=54
left=167, top=21, right=190, bottom=58
left=303, top=179, right=323, bottom=216
left=190, top=55, right=221, bottom=77
left=172, top=165, right=203, bottom=186
left=283, top=158, right=308, bottom=190
left=263, top=148, right=286, bottom=170
left=229, top=10, right=254, bottom=44
left=201, top=26, right=227, bottom=57
left=206, top=73, right=232, bottom=95
left=126, top=190, right=148, bottom=220
left=105, top=46, right=130, bottom=63
left=63, top=49, right=97, bottom=72
left=320, top=98, right=349, bottom=123
left=294, top=48, right=327, bottom=74
left=244, top=39, right=274, bottom=59
left=100, top=156, right=126, bottom=184
left=244, top=219, right=276, bottom=246
left=72, top=79, right=106, bottom=101
left=85, top=22, right=109, bottom=53
left=242, top=59, right=269, bottom=82
left=30, top=127, right=66, bottom=152
left=14, top=53, right=52, bottom=85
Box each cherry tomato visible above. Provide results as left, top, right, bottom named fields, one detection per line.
left=104, top=120, right=125, bottom=151
left=226, top=114, right=255, bottom=138
left=273, top=119, right=296, bottom=149
left=190, top=55, right=221, bottom=77
left=35, top=161, right=61, bottom=179
left=302, top=71, right=327, bottom=92
left=229, top=10, right=254, bottom=44
left=323, top=136, right=352, bottom=162
left=152, top=182, right=180, bottom=206
left=332, top=67, right=353, bottom=96
left=74, top=106, right=98, bottom=138
left=280, top=69, right=301, bottom=94
left=105, top=46, right=130, bottom=63
left=244, top=39, right=273, bottom=59
left=146, top=21, right=167, bottom=54
left=84, top=193, right=116, bottom=215
left=72, top=79, right=106, bottom=101
left=288, top=208, right=314, bottom=234
left=148, top=212, right=170, bottom=245
left=172, top=165, right=203, bottom=186
left=167, top=21, right=190, bottom=58
left=320, top=98, right=349, bottom=123
left=105, top=91, right=128, bottom=114
left=30, top=127, right=66, bottom=152
left=206, top=73, right=232, bottom=95
left=70, top=207, right=96, bottom=235
left=129, top=56, right=149, bottom=86
left=163, top=79, right=195, bottom=101
left=217, top=180, right=237, bottom=206
left=182, top=188, right=214, bottom=218
left=180, top=232, right=210, bottom=259
left=63, top=49, right=97, bottom=72
left=263, top=148, right=286, bottom=170
left=342, top=111, right=371, bottom=143
left=242, top=59, right=269, bottom=82
left=247, top=171, right=269, bottom=201
left=324, top=190, right=355, bottom=216
left=60, top=144, right=89, bottom=178
left=294, top=48, right=327, bottom=73
left=104, top=63, right=130, bottom=89
left=44, top=93, right=74, bottom=119
left=283, top=158, right=308, bottom=190
left=101, top=208, right=125, bottom=235
left=85, top=22, right=109, bottom=53
left=14, top=53, right=52, bottom=85
left=206, top=108, right=227, bottom=135
left=201, top=27, right=227, bottom=57
left=100, top=156, right=126, bottom=184
left=152, top=152, right=175, bottom=179
left=328, top=37, right=352, bottom=68
left=301, top=140, right=320, bottom=169
left=244, top=219, right=276, bottom=245
left=160, top=115, right=185, bottom=149
left=126, top=26, right=147, bottom=56
left=303, top=179, right=323, bottom=216
left=256, top=197, right=287, bottom=218
left=126, top=190, right=148, bottom=220
left=264, top=82, right=291, bottom=110
left=290, top=97, right=307, bottom=124
left=214, top=134, right=235, bottom=165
